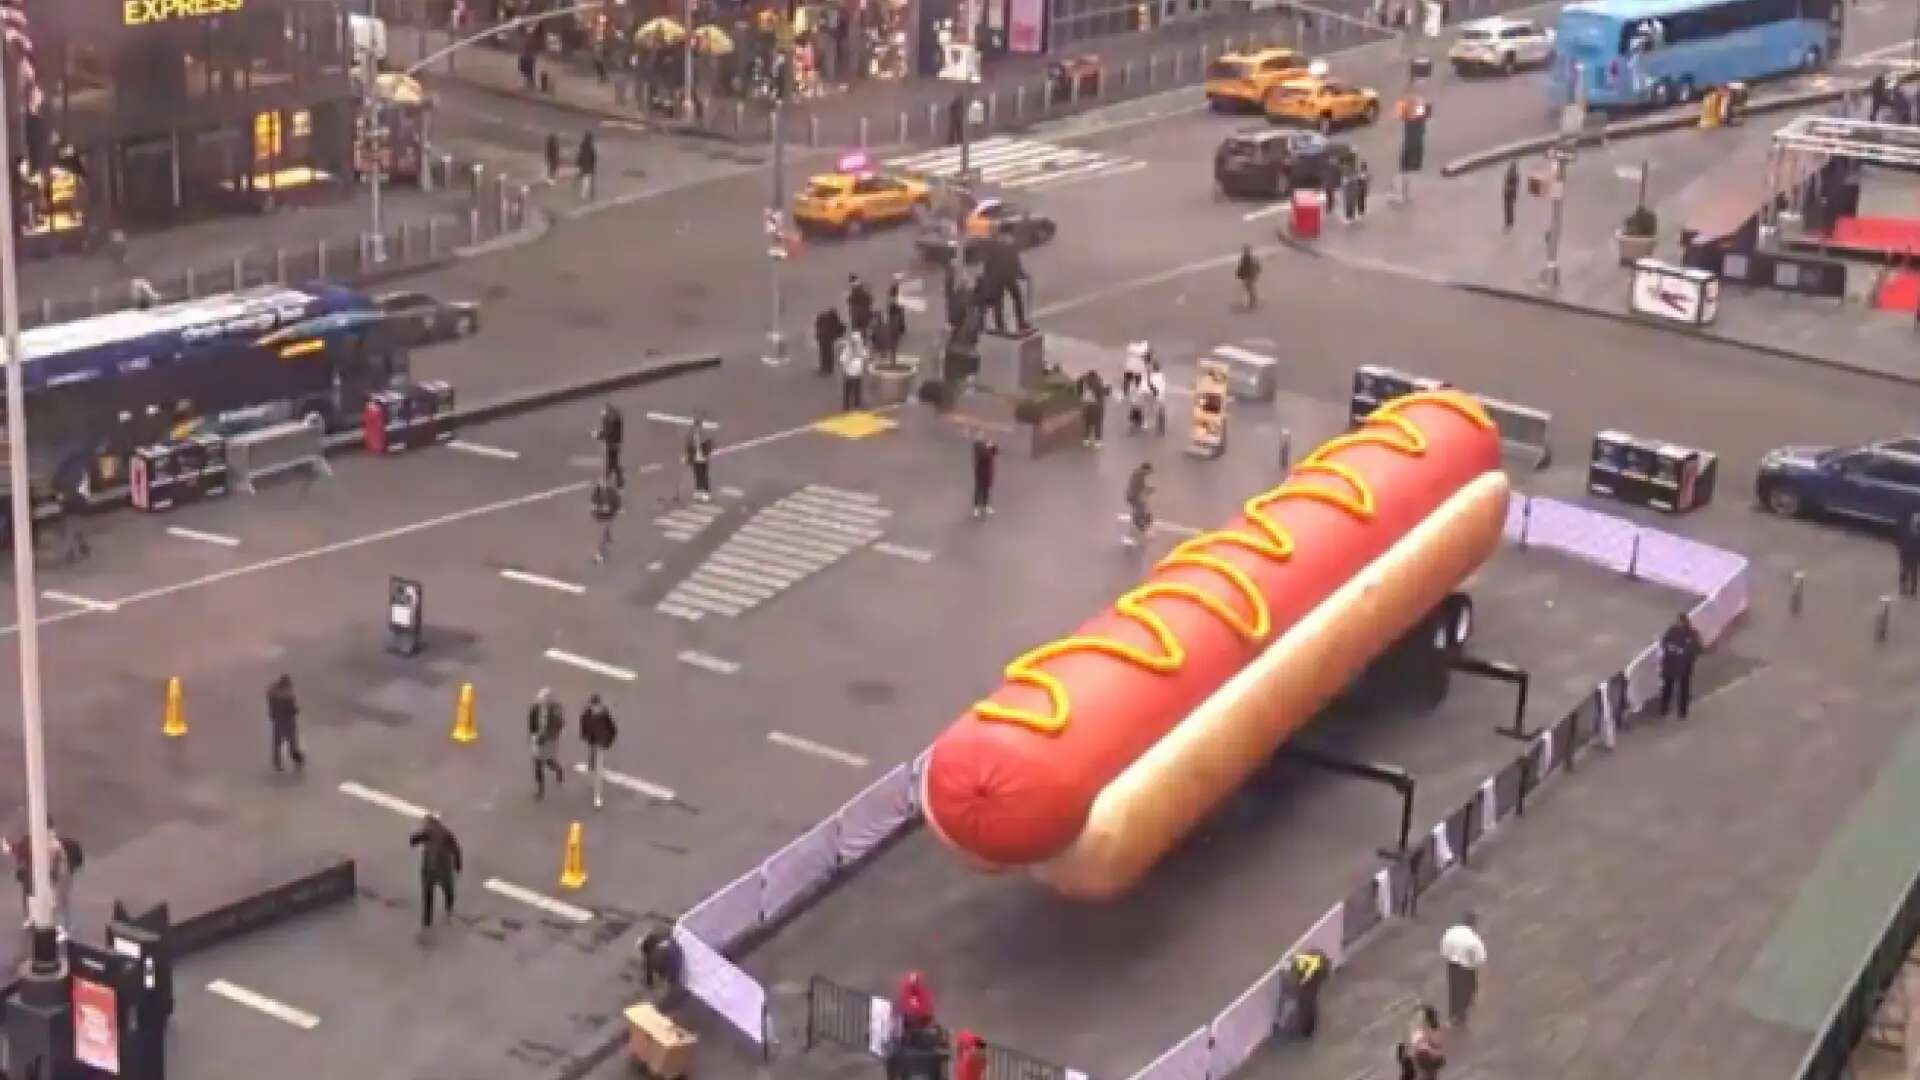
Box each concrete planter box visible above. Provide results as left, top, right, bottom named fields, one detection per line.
left=866, top=364, right=918, bottom=409
left=943, top=388, right=1083, bottom=459
left=1616, top=230, right=1657, bottom=266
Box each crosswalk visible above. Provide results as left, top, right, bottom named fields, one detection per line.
left=656, top=485, right=890, bottom=621
left=655, top=500, right=726, bottom=543
left=884, top=137, right=1144, bottom=192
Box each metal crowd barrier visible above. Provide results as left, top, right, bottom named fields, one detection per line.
left=225, top=417, right=334, bottom=495
left=804, top=975, right=1075, bottom=1080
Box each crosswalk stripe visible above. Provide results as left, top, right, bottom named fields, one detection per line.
left=710, top=544, right=814, bottom=577
left=701, top=559, right=794, bottom=592
left=980, top=148, right=1102, bottom=184
left=738, top=524, right=852, bottom=560
left=683, top=573, right=769, bottom=605
left=1214, top=345, right=1277, bottom=365
left=780, top=492, right=894, bottom=520
left=884, top=136, right=1013, bottom=169
left=1011, top=159, right=1148, bottom=190
left=720, top=534, right=830, bottom=572
left=665, top=589, right=742, bottom=616
left=760, top=506, right=884, bottom=541
left=803, top=485, right=882, bottom=503
left=656, top=602, right=705, bottom=621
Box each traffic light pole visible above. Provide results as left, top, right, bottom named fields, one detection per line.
left=366, top=88, right=387, bottom=264
left=764, top=98, right=789, bottom=366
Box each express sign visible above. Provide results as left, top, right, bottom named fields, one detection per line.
left=123, top=0, right=246, bottom=26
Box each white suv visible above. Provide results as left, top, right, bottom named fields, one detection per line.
left=1449, top=17, right=1555, bottom=75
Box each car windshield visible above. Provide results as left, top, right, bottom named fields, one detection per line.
left=1459, top=28, right=1493, bottom=40
left=1274, top=85, right=1311, bottom=97
left=1208, top=60, right=1252, bottom=79
left=807, top=181, right=846, bottom=199
left=1815, top=447, right=1853, bottom=465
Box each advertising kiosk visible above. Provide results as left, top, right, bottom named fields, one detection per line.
left=1188, top=359, right=1230, bottom=459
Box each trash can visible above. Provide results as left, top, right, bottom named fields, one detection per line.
left=1291, top=189, right=1325, bottom=240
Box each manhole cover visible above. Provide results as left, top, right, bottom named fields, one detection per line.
left=847, top=679, right=897, bottom=706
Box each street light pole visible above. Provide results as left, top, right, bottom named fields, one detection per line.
left=365, top=86, right=387, bottom=264
left=763, top=97, right=789, bottom=366
left=0, top=23, right=67, bottom=1018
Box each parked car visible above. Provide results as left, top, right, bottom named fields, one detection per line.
left=1755, top=437, right=1920, bottom=525
left=792, top=170, right=930, bottom=235
left=1263, top=75, right=1381, bottom=132
left=1215, top=129, right=1357, bottom=199
left=1448, top=17, right=1555, bottom=75
left=915, top=199, right=1058, bottom=264
left=375, top=290, right=480, bottom=348
left=1204, top=47, right=1312, bottom=112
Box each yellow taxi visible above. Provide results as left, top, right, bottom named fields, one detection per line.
left=1263, top=75, right=1381, bottom=132
left=1204, top=47, right=1311, bottom=113
left=791, top=170, right=930, bottom=235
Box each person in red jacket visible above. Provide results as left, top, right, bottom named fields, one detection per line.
left=894, top=971, right=935, bottom=1033
left=954, top=1030, right=987, bottom=1080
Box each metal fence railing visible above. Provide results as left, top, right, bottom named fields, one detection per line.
left=1795, top=871, right=1920, bottom=1079
left=804, top=975, right=1070, bottom=1080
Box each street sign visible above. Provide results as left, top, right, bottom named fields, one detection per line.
left=1614, top=163, right=1647, bottom=182
left=941, top=42, right=981, bottom=83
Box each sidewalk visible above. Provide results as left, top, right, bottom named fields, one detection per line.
left=393, top=0, right=1541, bottom=153
left=1285, top=95, right=1920, bottom=386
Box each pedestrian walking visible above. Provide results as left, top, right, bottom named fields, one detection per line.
left=1898, top=510, right=1920, bottom=597
left=1352, top=160, right=1371, bottom=218
left=575, top=131, right=598, bottom=201
left=815, top=306, right=847, bottom=377
left=1869, top=72, right=1890, bottom=121
left=1343, top=166, right=1361, bottom=223
left=686, top=413, right=715, bottom=502
left=1145, top=355, right=1168, bottom=437
left=544, top=132, right=561, bottom=183
left=1657, top=611, right=1704, bottom=719
left=518, top=48, right=538, bottom=90
left=971, top=435, right=998, bottom=517
left=847, top=274, right=875, bottom=335
left=1322, top=164, right=1342, bottom=222
left=594, top=402, right=625, bottom=488
left=578, top=694, right=618, bottom=810
left=1126, top=350, right=1153, bottom=434
left=954, top=1031, right=988, bottom=1080
left=49, top=830, right=77, bottom=938
left=1080, top=370, right=1108, bottom=448
left=1123, top=462, right=1155, bottom=546
left=1235, top=244, right=1261, bottom=310
left=529, top=689, right=567, bottom=798
left=839, top=330, right=869, bottom=411
left=409, top=814, right=463, bottom=931
left=267, top=673, right=306, bottom=772
left=882, top=278, right=909, bottom=363
left=590, top=476, right=621, bottom=562
left=1394, top=1004, right=1447, bottom=1079
left=1439, top=913, right=1486, bottom=1027
left=1502, top=161, right=1520, bottom=232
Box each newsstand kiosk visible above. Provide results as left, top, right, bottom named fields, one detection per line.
left=1587, top=430, right=1719, bottom=513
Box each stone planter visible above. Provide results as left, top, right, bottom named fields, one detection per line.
left=866, top=363, right=918, bottom=409
left=1615, top=229, right=1657, bottom=266
left=943, top=387, right=1083, bottom=459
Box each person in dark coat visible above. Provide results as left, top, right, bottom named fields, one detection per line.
left=594, top=402, right=625, bottom=488
left=1657, top=612, right=1705, bottom=719
left=1353, top=160, right=1371, bottom=218
left=267, top=674, right=306, bottom=772
left=575, top=132, right=598, bottom=200
left=881, top=279, right=909, bottom=363
left=814, top=307, right=847, bottom=377
left=971, top=436, right=998, bottom=517
left=1079, top=370, right=1107, bottom=448
left=1235, top=245, right=1261, bottom=309
left=1897, top=510, right=1920, bottom=597
left=847, top=274, right=875, bottom=334
left=409, top=814, right=463, bottom=930
left=544, top=132, right=561, bottom=182
left=590, top=476, right=621, bottom=562
left=980, top=239, right=1030, bottom=333
left=529, top=688, right=566, bottom=797
left=685, top=413, right=715, bottom=502
left=579, top=694, right=618, bottom=810
left=1502, top=161, right=1520, bottom=232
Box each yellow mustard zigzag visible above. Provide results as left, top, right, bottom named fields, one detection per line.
left=973, top=390, right=1494, bottom=735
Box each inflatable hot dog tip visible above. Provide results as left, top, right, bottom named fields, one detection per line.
left=923, top=733, right=1088, bottom=867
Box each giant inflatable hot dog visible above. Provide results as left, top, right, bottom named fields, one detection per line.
left=922, top=390, right=1509, bottom=900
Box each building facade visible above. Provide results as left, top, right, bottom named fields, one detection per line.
left=17, top=0, right=356, bottom=247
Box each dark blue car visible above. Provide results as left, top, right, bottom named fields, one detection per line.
left=1756, top=437, right=1920, bottom=526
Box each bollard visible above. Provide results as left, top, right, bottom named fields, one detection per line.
left=90, top=286, right=101, bottom=315
left=1122, top=61, right=1132, bottom=92
left=39, top=298, right=51, bottom=324
left=469, top=208, right=480, bottom=245
left=1790, top=571, right=1805, bottom=617
left=233, top=256, right=245, bottom=290
left=1015, top=84, right=1026, bottom=117
left=1278, top=427, right=1293, bottom=471
left=1176, top=49, right=1185, bottom=83
left=986, top=91, right=997, bottom=127
left=275, top=248, right=287, bottom=284
left=898, top=110, right=908, bottom=144
left=163, top=677, right=186, bottom=738
left=1148, top=53, right=1157, bottom=87
left=440, top=152, right=454, bottom=190
left=451, top=682, right=478, bottom=743
left=811, top=115, right=822, bottom=147
left=1877, top=595, right=1893, bottom=644
left=318, top=238, right=328, bottom=279
left=518, top=186, right=531, bottom=230
left=399, top=223, right=412, bottom=261
left=469, top=162, right=484, bottom=199
left=428, top=217, right=441, bottom=255
left=497, top=175, right=510, bottom=233
left=184, top=267, right=196, bottom=298
left=928, top=102, right=940, bottom=138
left=859, top=116, right=869, bottom=147
left=559, top=821, right=588, bottom=889
left=734, top=101, right=745, bottom=133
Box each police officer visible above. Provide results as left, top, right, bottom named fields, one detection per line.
left=1658, top=612, right=1705, bottom=719
left=685, top=414, right=715, bottom=502
left=1897, top=510, right=1920, bottom=598
left=409, top=814, right=463, bottom=931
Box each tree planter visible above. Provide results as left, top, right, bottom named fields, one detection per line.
left=866, top=363, right=918, bottom=408
left=1616, top=229, right=1657, bottom=266
left=943, top=386, right=1083, bottom=459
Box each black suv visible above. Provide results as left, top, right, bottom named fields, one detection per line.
left=1756, top=436, right=1920, bottom=525
left=1215, top=129, right=1356, bottom=200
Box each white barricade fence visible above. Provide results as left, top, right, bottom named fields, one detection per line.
left=761, top=818, right=840, bottom=925
left=910, top=749, right=933, bottom=810
left=1623, top=642, right=1661, bottom=713
left=1123, top=1027, right=1210, bottom=1080
left=680, top=868, right=766, bottom=952
left=1207, top=956, right=1289, bottom=1078
left=673, top=924, right=768, bottom=1045
left=1689, top=563, right=1751, bottom=646
left=1524, top=497, right=1638, bottom=573
left=833, top=763, right=918, bottom=866
left=1634, top=529, right=1747, bottom=597
left=1293, top=901, right=1345, bottom=968
left=1503, top=492, right=1530, bottom=544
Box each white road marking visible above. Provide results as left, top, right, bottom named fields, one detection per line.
left=574, top=762, right=676, bottom=801
left=1243, top=201, right=1294, bottom=223
left=759, top=507, right=883, bottom=541
left=1215, top=345, right=1278, bottom=367
left=500, top=569, right=587, bottom=595
left=206, top=980, right=320, bottom=1030
left=446, top=439, right=522, bottom=460
left=768, top=731, right=869, bottom=769
left=718, top=535, right=827, bottom=573
left=1116, top=513, right=1202, bottom=537
left=337, top=781, right=432, bottom=820
left=900, top=295, right=928, bottom=313
left=645, top=412, right=721, bottom=428
left=779, top=492, right=893, bottom=520
left=802, top=484, right=882, bottom=503
left=678, top=649, right=742, bottom=675
left=544, top=648, right=638, bottom=681
left=664, top=593, right=739, bottom=618
left=1009, top=158, right=1148, bottom=191
left=166, top=526, right=241, bottom=548
left=674, top=579, right=756, bottom=610
left=663, top=530, right=697, bottom=542
left=637, top=463, right=665, bottom=475
left=720, top=486, right=746, bottom=499
left=483, top=877, right=594, bottom=923
left=656, top=602, right=705, bottom=621
left=872, top=541, right=934, bottom=564
left=41, top=591, right=118, bottom=613
left=737, top=524, right=851, bottom=560
left=701, top=559, right=794, bottom=591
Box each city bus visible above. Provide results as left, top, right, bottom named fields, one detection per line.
left=8, top=284, right=412, bottom=505
left=1549, top=0, right=1843, bottom=110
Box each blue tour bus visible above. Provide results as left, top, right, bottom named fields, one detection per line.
left=7, top=284, right=409, bottom=505
left=1549, top=0, right=1843, bottom=110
